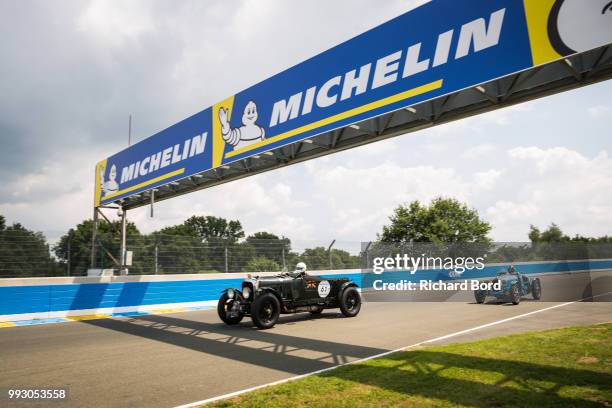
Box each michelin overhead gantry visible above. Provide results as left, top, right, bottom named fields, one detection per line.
left=91, top=0, right=612, bottom=272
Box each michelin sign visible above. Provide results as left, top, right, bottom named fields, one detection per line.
left=95, top=0, right=612, bottom=207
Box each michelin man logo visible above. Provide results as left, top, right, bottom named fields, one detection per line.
left=548, top=0, right=612, bottom=55
left=100, top=164, right=119, bottom=196
left=218, top=101, right=265, bottom=150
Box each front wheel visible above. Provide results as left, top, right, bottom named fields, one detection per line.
left=474, top=290, right=486, bottom=304
left=217, top=292, right=244, bottom=325
left=339, top=287, right=361, bottom=317
left=532, top=278, right=542, bottom=300
left=251, top=292, right=281, bottom=329
left=510, top=283, right=521, bottom=305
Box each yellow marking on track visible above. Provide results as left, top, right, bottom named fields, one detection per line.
left=152, top=308, right=185, bottom=314
left=67, top=314, right=111, bottom=321
left=0, top=322, right=16, bottom=328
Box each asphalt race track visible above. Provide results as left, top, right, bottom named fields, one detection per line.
left=1, top=271, right=611, bottom=408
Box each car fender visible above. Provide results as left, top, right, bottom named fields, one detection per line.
left=220, top=288, right=244, bottom=301
left=256, top=287, right=283, bottom=303
left=338, top=281, right=358, bottom=297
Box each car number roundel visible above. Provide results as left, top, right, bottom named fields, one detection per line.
left=317, top=280, right=331, bottom=298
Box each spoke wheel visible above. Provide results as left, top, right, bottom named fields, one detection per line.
left=217, top=292, right=244, bottom=325
left=251, top=292, right=280, bottom=329
left=340, top=287, right=361, bottom=317
left=532, top=279, right=542, bottom=300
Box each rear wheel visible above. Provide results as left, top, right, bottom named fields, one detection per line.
left=339, top=287, right=361, bottom=317
left=474, top=290, right=486, bottom=304
left=251, top=292, right=281, bottom=329
left=511, top=283, right=521, bottom=305
left=532, top=278, right=542, bottom=300
left=217, top=292, right=244, bottom=325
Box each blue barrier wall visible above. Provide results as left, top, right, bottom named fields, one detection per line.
left=0, top=277, right=242, bottom=316
left=1, top=260, right=610, bottom=318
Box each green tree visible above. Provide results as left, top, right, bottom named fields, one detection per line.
left=244, top=256, right=281, bottom=273
left=0, top=216, right=60, bottom=277
left=529, top=223, right=566, bottom=243
left=54, top=219, right=141, bottom=275
left=526, top=223, right=612, bottom=261
left=379, top=198, right=492, bottom=244
left=156, top=216, right=247, bottom=273
left=246, top=232, right=290, bottom=267
left=183, top=215, right=244, bottom=243
left=294, top=247, right=360, bottom=270
left=151, top=231, right=210, bottom=274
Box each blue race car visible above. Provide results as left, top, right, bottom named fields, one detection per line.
left=474, top=266, right=541, bottom=305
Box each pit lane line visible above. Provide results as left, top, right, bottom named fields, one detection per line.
left=175, top=290, right=612, bottom=408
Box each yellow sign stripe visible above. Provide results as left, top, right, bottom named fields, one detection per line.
left=213, top=95, right=235, bottom=168
left=101, top=168, right=185, bottom=201
left=225, top=79, right=443, bottom=159
left=0, top=322, right=16, bottom=328
left=523, top=0, right=560, bottom=66
left=94, top=159, right=107, bottom=207
left=66, top=314, right=111, bottom=321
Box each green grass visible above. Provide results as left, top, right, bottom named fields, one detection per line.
left=209, top=324, right=612, bottom=407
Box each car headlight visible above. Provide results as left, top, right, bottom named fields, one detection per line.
left=243, top=286, right=251, bottom=299
left=227, top=288, right=235, bottom=299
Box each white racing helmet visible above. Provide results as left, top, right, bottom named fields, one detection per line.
left=295, top=262, right=307, bottom=273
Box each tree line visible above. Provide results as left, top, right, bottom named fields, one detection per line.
left=1, top=198, right=610, bottom=277
left=3, top=214, right=361, bottom=276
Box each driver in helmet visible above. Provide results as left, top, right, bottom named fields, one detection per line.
left=293, top=262, right=308, bottom=277
left=508, top=265, right=517, bottom=274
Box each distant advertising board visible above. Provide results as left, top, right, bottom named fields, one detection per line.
left=95, top=0, right=612, bottom=207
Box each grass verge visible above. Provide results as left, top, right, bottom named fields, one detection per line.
left=209, top=323, right=611, bottom=407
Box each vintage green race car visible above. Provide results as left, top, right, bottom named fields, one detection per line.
left=474, top=266, right=542, bottom=305
left=218, top=271, right=361, bottom=329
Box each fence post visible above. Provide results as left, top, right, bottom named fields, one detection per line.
left=364, top=241, right=372, bottom=270
left=67, top=235, right=71, bottom=276
left=327, top=239, right=336, bottom=270
left=90, top=208, right=98, bottom=268
left=154, top=242, right=159, bottom=274
left=119, top=208, right=127, bottom=275
left=224, top=246, right=229, bottom=273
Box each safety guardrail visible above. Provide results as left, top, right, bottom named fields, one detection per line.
left=1, top=259, right=611, bottom=321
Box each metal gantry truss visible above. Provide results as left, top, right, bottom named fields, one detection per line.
left=119, top=45, right=612, bottom=211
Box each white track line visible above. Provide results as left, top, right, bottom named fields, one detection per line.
left=174, top=292, right=612, bottom=408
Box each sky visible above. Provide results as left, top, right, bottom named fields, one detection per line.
left=0, top=0, right=611, bottom=251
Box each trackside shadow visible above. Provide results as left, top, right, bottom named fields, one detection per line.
left=81, top=313, right=386, bottom=374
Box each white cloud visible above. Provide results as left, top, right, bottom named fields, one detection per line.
left=76, top=0, right=156, bottom=47
left=486, top=147, right=612, bottom=240
left=462, top=144, right=496, bottom=159
left=588, top=105, right=611, bottom=119
left=487, top=201, right=540, bottom=225
left=305, top=162, right=484, bottom=239
left=472, top=169, right=501, bottom=190
left=509, top=146, right=610, bottom=175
